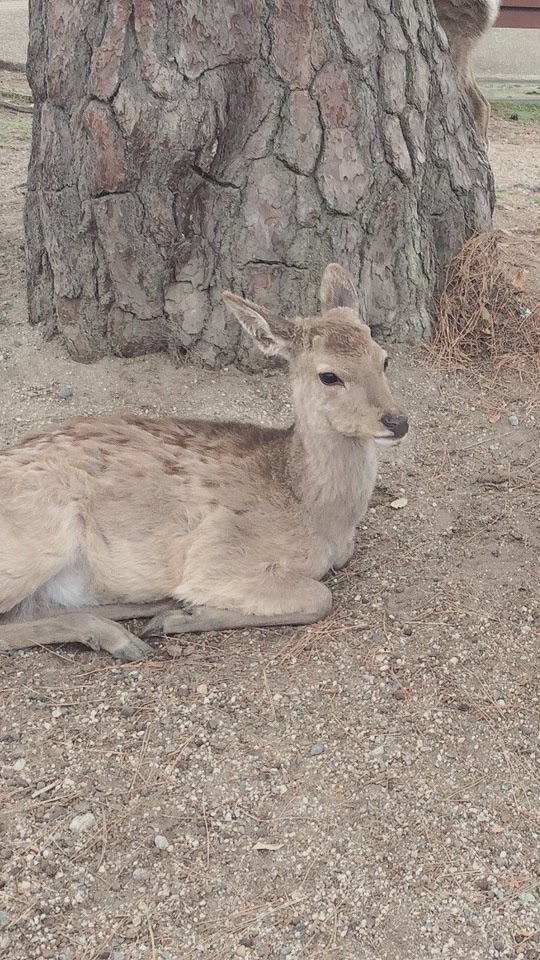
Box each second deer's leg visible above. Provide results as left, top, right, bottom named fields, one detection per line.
left=467, top=75, right=491, bottom=142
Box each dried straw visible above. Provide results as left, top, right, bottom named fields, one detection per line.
left=430, top=231, right=540, bottom=381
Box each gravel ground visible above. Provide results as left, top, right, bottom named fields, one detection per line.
left=1, top=80, right=540, bottom=960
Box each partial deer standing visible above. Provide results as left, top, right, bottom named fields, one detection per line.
left=433, top=0, right=500, bottom=140
left=0, top=265, right=408, bottom=661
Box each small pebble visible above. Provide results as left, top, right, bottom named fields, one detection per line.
left=508, top=414, right=519, bottom=426
left=166, top=645, right=184, bottom=658
left=69, top=812, right=96, bottom=833
left=57, top=386, right=74, bottom=400
left=132, top=867, right=150, bottom=881
left=0, top=911, right=10, bottom=927
left=154, top=835, right=170, bottom=850
left=310, top=743, right=325, bottom=756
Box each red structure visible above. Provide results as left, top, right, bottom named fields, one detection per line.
left=496, top=1, right=540, bottom=27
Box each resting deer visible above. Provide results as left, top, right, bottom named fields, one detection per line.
left=433, top=0, right=500, bottom=141
left=0, top=265, right=408, bottom=661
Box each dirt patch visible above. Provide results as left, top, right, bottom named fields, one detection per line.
left=1, top=80, right=540, bottom=960
left=489, top=116, right=540, bottom=294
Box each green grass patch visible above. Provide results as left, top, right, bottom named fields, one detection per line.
left=0, top=111, right=32, bottom=147
left=0, top=84, right=32, bottom=105
left=490, top=100, right=540, bottom=122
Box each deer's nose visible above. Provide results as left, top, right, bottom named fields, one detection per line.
left=381, top=414, right=409, bottom=439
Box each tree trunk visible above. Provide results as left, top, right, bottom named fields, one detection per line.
left=25, top=0, right=494, bottom=367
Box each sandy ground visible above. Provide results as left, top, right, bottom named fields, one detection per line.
left=1, top=75, right=540, bottom=960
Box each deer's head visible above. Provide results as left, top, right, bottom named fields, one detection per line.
left=223, top=264, right=408, bottom=446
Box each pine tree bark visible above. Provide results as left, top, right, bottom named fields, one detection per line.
left=25, top=0, right=494, bottom=367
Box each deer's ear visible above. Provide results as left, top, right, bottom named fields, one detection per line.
left=320, top=264, right=359, bottom=314
left=222, top=292, right=294, bottom=357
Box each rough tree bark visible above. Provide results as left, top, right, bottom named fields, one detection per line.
left=25, top=0, right=494, bottom=367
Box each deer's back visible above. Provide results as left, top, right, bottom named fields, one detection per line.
left=2, top=413, right=295, bottom=521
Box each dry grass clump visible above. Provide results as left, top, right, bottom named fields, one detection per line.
left=431, top=231, right=540, bottom=380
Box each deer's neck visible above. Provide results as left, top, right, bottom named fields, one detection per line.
left=287, top=422, right=378, bottom=526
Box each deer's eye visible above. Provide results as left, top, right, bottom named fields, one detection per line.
left=319, top=372, right=343, bottom=386
left=384, top=357, right=389, bottom=372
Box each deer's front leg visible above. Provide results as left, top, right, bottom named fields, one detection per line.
left=142, top=577, right=332, bottom=639
left=142, top=509, right=333, bottom=638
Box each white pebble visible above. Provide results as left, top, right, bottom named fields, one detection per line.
left=69, top=812, right=96, bottom=833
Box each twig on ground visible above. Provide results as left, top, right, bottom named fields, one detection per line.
left=0, top=99, right=33, bottom=114
left=202, top=795, right=210, bottom=870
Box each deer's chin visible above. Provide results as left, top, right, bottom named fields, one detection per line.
left=373, top=435, right=401, bottom=447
